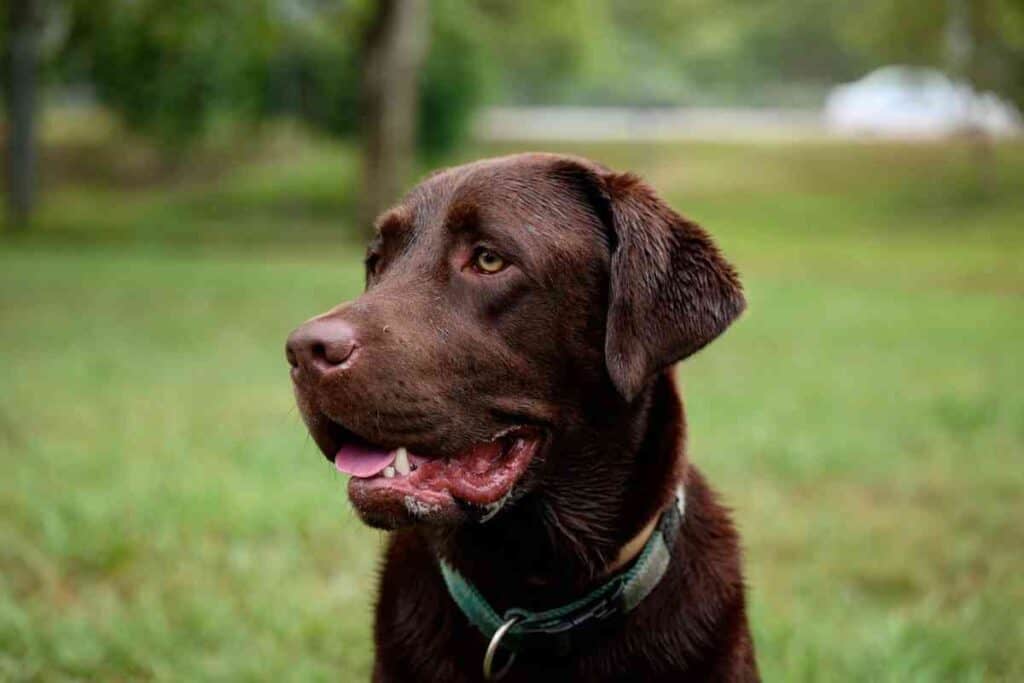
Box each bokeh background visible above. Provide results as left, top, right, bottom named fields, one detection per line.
left=2, top=1, right=1023, bottom=680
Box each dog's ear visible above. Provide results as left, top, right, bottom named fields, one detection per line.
left=553, top=159, right=746, bottom=401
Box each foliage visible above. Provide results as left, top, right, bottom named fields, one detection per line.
left=471, top=0, right=611, bottom=103
left=259, top=3, right=366, bottom=139
left=259, top=0, right=491, bottom=159
left=20, top=0, right=1024, bottom=154
left=52, top=0, right=487, bottom=158
left=63, top=0, right=276, bottom=148
left=417, top=0, right=491, bottom=160
left=468, top=0, right=1024, bottom=107
left=461, top=0, right=869, bottom=106
left=839, top=0, right=1024, bottom=106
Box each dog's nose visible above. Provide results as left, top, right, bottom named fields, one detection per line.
left=286, top=318, right=359, bottom=377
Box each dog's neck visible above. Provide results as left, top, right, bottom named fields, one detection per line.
left=428, top=372, right=686, bottom=613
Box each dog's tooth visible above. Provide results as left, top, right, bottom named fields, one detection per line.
left=394, top=447, right=410, bottom=475
left=383, top=466, right=395, bottom=478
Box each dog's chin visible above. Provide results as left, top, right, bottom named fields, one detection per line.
left=307, top=416, right=542, bottom=529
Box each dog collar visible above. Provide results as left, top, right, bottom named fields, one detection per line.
left=439, top=486, right=686, bottom=679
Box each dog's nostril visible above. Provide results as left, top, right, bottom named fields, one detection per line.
left=286, top=318, right=359, bottom=374
left=320, top=338, right=357, bottom=366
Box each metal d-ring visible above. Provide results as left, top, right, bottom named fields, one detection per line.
left=483, top=616, right=520, bottom=680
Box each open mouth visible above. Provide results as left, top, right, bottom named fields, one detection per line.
left=324, top=422, right=542, bottom=524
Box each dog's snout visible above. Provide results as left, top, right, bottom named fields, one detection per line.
left=286, top=318, right=359, bottom=377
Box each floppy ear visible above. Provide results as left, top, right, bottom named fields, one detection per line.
left=602, top=172, right=746, bottom=400
left=552, top=159, right=745, bottom=401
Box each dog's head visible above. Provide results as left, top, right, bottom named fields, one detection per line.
left=287, top=153, right=744, bottom=529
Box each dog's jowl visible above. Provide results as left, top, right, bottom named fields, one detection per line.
left=287, top=153, right=759, bottom=682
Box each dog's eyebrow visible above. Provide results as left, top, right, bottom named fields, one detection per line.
left=443, top=201, right=519, bottom=249
left=444, top=200, right=521, bottom=255
left=443, top=200, right=480, bottom=236
left=374, top=207, right=413, bottom=240
left=443, top=199, right=547, bottom=283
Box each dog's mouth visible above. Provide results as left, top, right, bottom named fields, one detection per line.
left=318, top=420, right=542, bottom=527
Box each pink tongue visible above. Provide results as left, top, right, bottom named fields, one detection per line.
left=334, top=443, right=395, bottom=478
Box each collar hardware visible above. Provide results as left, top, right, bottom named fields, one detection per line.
left=482, top=616, right=520, bottom=680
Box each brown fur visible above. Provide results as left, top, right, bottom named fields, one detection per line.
left=287, top=153, right=758, bottom=681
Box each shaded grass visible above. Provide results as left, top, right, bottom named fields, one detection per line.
left=1, top=130, right=1023, bottom=680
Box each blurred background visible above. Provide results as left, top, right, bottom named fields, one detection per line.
left=1, top=0, right=1022, bottom=680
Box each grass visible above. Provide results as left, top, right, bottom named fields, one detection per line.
left=1, top=120, right=1023, bottom=680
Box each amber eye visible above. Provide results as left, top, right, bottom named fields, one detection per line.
left=472, top=248, right=506, bottom=274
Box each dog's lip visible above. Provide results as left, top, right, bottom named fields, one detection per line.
left=311, top=408, right=547, bottom=463
left=343, top=426, right=543, bottom=518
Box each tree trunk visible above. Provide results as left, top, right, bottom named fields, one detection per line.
left=4, top=0, right=42, bottom=232
left=945, top=0, right=972, bottom=83
left=946, top=0, right=994, bottom=196
left=359, top=0, right=430, bottom=234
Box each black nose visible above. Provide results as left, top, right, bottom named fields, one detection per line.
left=286, top=318, right=359, bottom=377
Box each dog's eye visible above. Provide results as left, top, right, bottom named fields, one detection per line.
left=472, top=248, right=506, bottom=274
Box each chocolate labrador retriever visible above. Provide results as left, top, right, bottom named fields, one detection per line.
left=287, top=153, right=758, bottom=681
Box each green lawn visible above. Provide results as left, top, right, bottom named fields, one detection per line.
left=2, top=130, right=1023, bottom=681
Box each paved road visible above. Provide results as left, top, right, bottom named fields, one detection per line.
left=474, top=106, right=829, bottom=142
left=473, top=106, right=1021, bottom=142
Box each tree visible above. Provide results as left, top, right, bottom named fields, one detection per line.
left=359, top=0, right=430, bottom=232
left=58, top=0, right=480, bottom=233
left=65, top=0, right=275, bottom=151
left=4, top=0, right=43, bottom=232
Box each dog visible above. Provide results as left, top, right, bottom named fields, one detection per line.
left=287, top=153, right=758, bottom=681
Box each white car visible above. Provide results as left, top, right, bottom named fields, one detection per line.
left=825, top=66, right=1021, bottom=138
